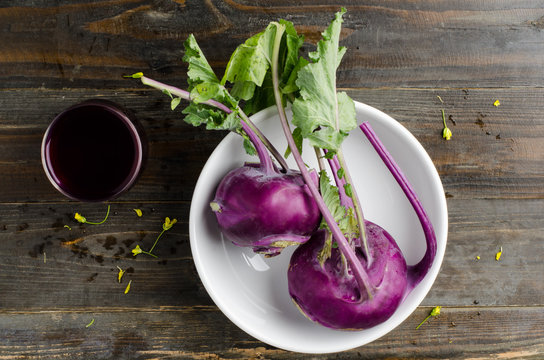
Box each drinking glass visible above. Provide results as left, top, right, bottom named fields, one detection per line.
left=41, top=99, right=146, bottom=201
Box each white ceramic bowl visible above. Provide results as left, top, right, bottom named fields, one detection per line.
left=189, top=102, right=448, bottom=353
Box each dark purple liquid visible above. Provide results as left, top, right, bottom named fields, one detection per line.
left=44, top=103, right=141, bottom=201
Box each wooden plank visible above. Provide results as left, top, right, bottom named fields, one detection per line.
left=0, top=306, right=542, bottom=359
left=0, top=199, right=542, bottom=309
left=0, top=89, right=225, bottom=202
left=0, top=1, right=542, bottom=359
left=347, top=88, right=544, bottom=201
left=0, top=88, right=542, bottom=202
left=1, top=1, right=544, bottom=89
left=426, top=198, right=544, bottom=307
left=0, top=202, right=214, bottom=309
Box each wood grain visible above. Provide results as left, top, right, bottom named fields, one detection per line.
left=1, top=0, right=544, bottom=358
left=0, top=88, right=541, bottom=202
left=0, top=306, right=542, bottom=359
left=1, top=1, right=544, bottom=89
left=0, top=199, right=542, bottom=308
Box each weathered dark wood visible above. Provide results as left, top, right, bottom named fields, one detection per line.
left=0, top=200, right=542, bottom=310
left=1, top=0, right=544, bottom=358
left=0, top=88, right=542, bottom=202
left=0, top=306, right=543, bottom=359
left=0, top=88, right=226, bottom=202
left=1, top=1, right=544, bottom=89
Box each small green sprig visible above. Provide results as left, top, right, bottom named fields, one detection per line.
left=416, top=306, right=442, bottom=329
left=74, top=205, right=111, bottom=225
left=132, top=217, right=177, bottom=258
left=131, top=244, right=157, bottom=258
left=124, top=72, right=144, bottom=79
left=150, top=217, right=177, bottom=252
left=441, top=110, right=452, bottom=140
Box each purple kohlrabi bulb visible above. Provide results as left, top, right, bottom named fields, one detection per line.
left=288, top=223, right=408, bottom=329
left=211, top=164, right=321, bottom=256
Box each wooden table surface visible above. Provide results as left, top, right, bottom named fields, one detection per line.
left=1, top=1, right=543, bottom=359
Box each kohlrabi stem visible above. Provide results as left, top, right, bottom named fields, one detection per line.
left=237, top=108, right=289, bottom=171
left=240, top=118, right=275, bottom=174
left=137, top=75, right=289, bottom=171
left=336, top=149, right=370, bottom=263
left=140, top=75, right=230, bottom=113
left=314, top=147, right=327, bottom=173
left=325, top=153, right=353, bottom=209
left=270, top=25, right=373, bottom=299
left=359, top=121, right=437, bottom=289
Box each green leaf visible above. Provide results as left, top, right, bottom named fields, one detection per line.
left=318, top=170, right=358, bottom=239
left=183, top=34, right=221, bottom=87
left=317, top=231, right=333, bottom=267
left=221, top=23, right=282, bottom=98
left=243, top=73, right=276, bottom=115
left=231, top=81, right=257, bottom=101
left=223, top=20, right=305, bottom=112
left=183, top=34, right=237, bottom=108
left=254, top=20, right=306, bottom=110
left=343, top=183, right=353, bottom=198
left=318, top=171, right=347, bottom=230
left=324, top=150, right=336, bottom=160
left=163, top=89, right=173, bottom=99
left=284, top=127, right=303, bottom=158
left=243, top=137, right=257, bottom=156
left=181, top=34, right=241, bottom=131
left=281, top=56, right=308, bottom=95
left=337, top=91, right=356, bottom=131
left=280, top=19, right=306, bottom=86
left=291, top=8, right=357, bottom=151
left=182, top=103, right=221, bottom=127
left=182, top=103, right=241, bottom=132
left=189, top=82, right=223, bottom=104
left=171, top=97, right=181, bottom=110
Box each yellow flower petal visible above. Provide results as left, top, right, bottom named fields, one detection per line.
left=442, top=127, right=452, bottom=140
left=124, top=72, right=143, bottom=79
left=132, top=245, right=143, bottom=256
left=476, top=255, right=480, bottom=260
left=493, top=99, right=500, bottom=107
left=117, top=266, right=126, bottom=283
left=124, top=280, right=132, bottom=294
left=163, top=217, right=177, bottom=231
left=430, top=306, right=441, bottom=316
left=495, top=246, right=503, bottom=261
left=133, top=209, right=142, bottom=217
left=416, top=306, right=442, bottom=329
left=440, top=109, right=452, bottom=140
left=74, top=213, right=86, bottom=223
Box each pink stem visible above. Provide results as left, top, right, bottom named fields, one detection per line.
left=359, top=121, right=437, bottom=288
